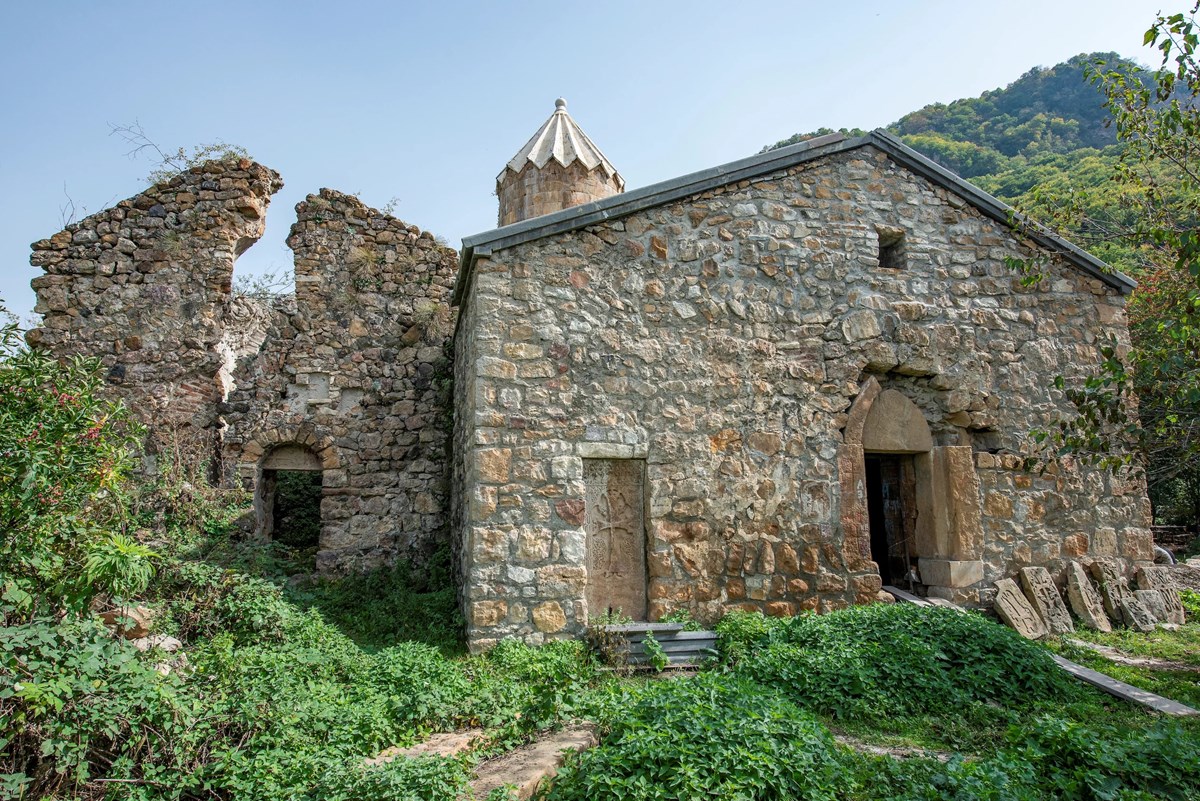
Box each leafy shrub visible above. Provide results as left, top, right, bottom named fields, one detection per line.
left=715, top=608, right=786, bottom=666
left=0, top=608, right=205, bottom=800
left=734, top=604, right=1077, bottom=718
left=84, top=532, right=161, bottom=600
left=288, top=547, right=463, bottom=654
left=543, top=672, right=848, bottom=801
left=0, top=316, right=142, bottom=611
left=1181, top=588, right=1200, bottom=618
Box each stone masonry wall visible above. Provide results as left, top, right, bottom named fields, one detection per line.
left=456, top=144, right=1152, bottom=650
left=28, top=160, right=283, bottom=442
left=29, top=167, right=460, bottom=573
left=498, top=160, right=623, bottom=227
left=222, top=189, right=459, bottom=570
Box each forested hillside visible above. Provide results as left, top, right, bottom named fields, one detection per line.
left=765, top=52, right=1150, bottom=267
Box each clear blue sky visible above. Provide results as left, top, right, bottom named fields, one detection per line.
left=0, top=0, right=1167, bottom=322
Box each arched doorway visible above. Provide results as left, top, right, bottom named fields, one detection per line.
left=840, top=377, right=985, bottom=600
left=859, top=389, right=933, bottom=586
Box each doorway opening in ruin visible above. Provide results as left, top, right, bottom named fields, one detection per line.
left=257, top=444, right=324, bottom=561
left=865, top=454, right=918, bottom=586
left=584, top=459, right=648, bottom=621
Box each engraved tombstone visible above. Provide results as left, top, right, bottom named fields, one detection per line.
left=1121, top=595, right=1158, bottom=633
left=1136, top=566, right=1187, bottom=625
left=1134, top=589, right=1168, bottom=626
left=1065, top=561, right=1112, bottom=633
left=1019, top=566, right=1074, bottom=634
left=584, top=459, right=648, bottom=621
left=1089, top=560, right=1136, bottom=627
left=993, top=578, right=1048, bottom=639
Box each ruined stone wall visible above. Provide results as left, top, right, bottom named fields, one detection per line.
left=29, top=166, right=460, bottom=572
left=456, top=145, right=1152, bottom=649
left=28, top=160, right=283, bottom=443
left=222, top=189, right=459, bottom=570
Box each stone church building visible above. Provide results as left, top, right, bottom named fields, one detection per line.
left=28, top=100, right=1152, bottom=651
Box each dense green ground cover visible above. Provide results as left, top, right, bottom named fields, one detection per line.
left=5, top=308, right=1200, bottom=801
left=540, top=606, right=1200, bottom=801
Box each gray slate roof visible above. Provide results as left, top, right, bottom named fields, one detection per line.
left=454, top=129, right=1135, bottom=305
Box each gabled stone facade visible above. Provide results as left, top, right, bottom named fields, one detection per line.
left=452, top=135, right=1152, bottom=651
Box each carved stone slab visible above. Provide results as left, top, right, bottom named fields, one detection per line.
left=1121, top=595, right=1158, bottom=633
left=993, top=578, right=1048, bottom=639
left=1019, top=566, right=1074, bottom=634
left=1089, top=560, right=1135, bottom=627
left=1065, top=561, right=1111, bottom=633
left=1137, top=566, right=1187, bottom=625
left=584, top=459, right=648, bottom=621
left=1134, top=589, right=1168, bottom=625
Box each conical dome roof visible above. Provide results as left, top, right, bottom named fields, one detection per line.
left=499, top=98, right=623, bottom=187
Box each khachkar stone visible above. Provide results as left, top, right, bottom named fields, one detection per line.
left=1137, top=566, right=1187, bottom=625
left=1065, top=561, right=1112, bottom=633
left=1018, top=566, right=1074, bottom=634
left=993, top=578, right=1048, bottom=639
left=1134, top=589, right=1168, bottom=626
left=1122, top=594, right=1159, bottom=633
left=1089, top=560, right=1137, bottom=627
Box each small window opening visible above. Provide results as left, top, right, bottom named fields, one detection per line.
left=878, top=229, right=907, bottom=271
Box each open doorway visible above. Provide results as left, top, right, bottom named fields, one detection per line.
left=267, top=470, right=322, bottom=550
left=257, top=444, right=324, bottom=566
left=865, top=454, right=917, bottom=586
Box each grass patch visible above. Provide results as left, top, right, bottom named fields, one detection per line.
left=286, top=552, right=464, bottom=655
left=1060, top=621, right=1200, bottom=665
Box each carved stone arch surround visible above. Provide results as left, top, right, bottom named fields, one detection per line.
left=839, top=377, right=987, bottom=603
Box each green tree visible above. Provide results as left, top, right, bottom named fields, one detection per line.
left=1029, top=5, right=1200, bottom=526
left=0, top=307, right=145, bottom=611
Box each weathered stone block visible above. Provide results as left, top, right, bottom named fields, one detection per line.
left=532, top=601, right=566, bottom=632
left=1018, top=566, right=1073, bottom=634
left=919, top=558, right=984, bottom=588
left=1089, top=560, right=1135, bottom=627
left=992, top=578, right=1047, bottom=639
left=1120, top=596, right=1158, bottom=633
left=1065, top=561, right=1111, bottom=632
left=1136, top=566, right=1186, bottom=625
left=1134, top=589, right=1168, bottom=625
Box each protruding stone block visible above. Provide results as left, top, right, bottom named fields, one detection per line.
left=1065, top=561, right=1111, bottom=632
left=1120, top=596, right=1158, bottom=633
left=992, top=578, right=1048, bottom=639
left=1089, top=560, right=1136, bottom=627
left=919, top=558, right=984, bottom=588
left=1137, top=566, right=1187, bottom=625
left=1019, top=566, right=1074, bottom=634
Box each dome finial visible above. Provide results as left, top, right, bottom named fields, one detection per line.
left=555, top=97, right=567, bottom=112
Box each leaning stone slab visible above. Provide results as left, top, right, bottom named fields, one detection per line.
left=1089, top=560, right=1135, bottom=627
left=1019, top=566, right=1074, bottom=634
left=1135, top=589, right=1168, bottom=625
left=1137, top=566, right=1187, bottom=625
left=1066, top=561, right=1111, bottom=633
left=993, top=578, right=1047, bottom=639
left=1121, top=596, right=1158, bottom=633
